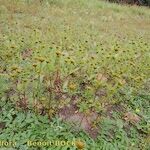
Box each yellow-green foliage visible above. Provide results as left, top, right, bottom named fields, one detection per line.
left=0, top=0, right=150, bottom=114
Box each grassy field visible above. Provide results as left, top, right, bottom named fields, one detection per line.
left=0, top=0, right=150, bottom=150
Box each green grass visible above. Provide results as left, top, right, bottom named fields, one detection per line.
left=0, top=0, right=150, bottom=149
left=0, top=96, right=150, bottom=150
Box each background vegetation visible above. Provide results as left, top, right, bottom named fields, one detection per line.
left=0, top=0, right=150, bottom=149
left=106, top=0, right=150, bottom=6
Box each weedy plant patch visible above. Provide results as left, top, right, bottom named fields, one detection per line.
left=0, top=0, right=150, bottom=150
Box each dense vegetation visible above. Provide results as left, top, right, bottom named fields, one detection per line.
left=0, top=0, right=150, bottom=149
left=107, top=0, right=150, bottom=6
